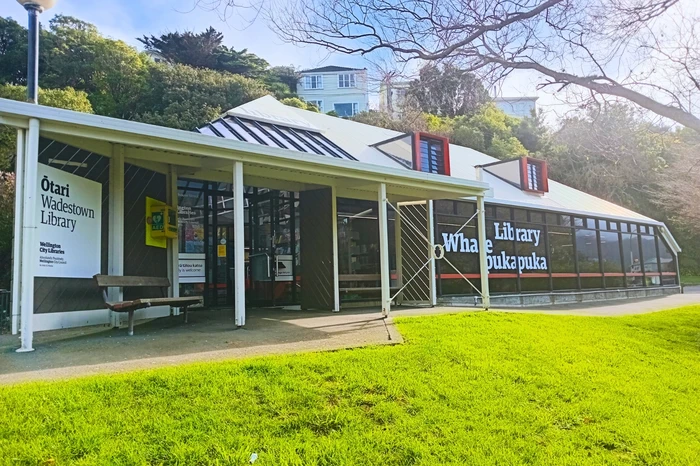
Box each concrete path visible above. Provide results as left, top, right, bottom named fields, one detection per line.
left=0, top=308, right=402, bottom=385
left=1, top=292, right=697, bottom=385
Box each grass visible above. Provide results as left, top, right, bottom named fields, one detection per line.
left=1, top=308, right=700, bottom=465
left=681, top=275, right=700, bottom=286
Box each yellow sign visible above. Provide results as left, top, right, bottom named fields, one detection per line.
left=145, top=197, right=166, bottom=249
left=217, top=244, right=227, bottom=257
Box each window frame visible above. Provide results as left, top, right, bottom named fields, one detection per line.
left=304, top=75, right=324, bottom=90
left=411, top=132, right=451, bottom=176
left=520, top=157, right=549, bottom=193
left=337, top=73, right=356, bottom=88
left=333, top=102, right=360, bottom=117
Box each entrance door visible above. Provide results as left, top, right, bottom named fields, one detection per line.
left=205, top=189, right=237, bottom=307
left=248, top=189, right=298, bottom=307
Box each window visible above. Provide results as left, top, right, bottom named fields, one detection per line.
left=414, top=133, right=451, bottom=175
left=521, top=157, right=549, bottom=193
left=307, top=100, right=323, bottom=112
left=600, top=230, right=624, bottom=288
left=621, top=233, right=643, bottom=287
left=304, top=75, right=323, bottom=89
left=658, top=236, right=678, bottom=285
left=338, top=73, right=356, bottom=88
left=333, top=102, right=359, bottom=117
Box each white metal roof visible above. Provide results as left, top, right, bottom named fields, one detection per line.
left=241, top=97, right=657, bottom=222
left=228, top=97, right=680, bottom=251
left=0, top=97, right=489, bottom=204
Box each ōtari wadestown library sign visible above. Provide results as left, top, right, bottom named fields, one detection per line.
left=442, top=221, right=548, bottom=273
left=35, top=164, right=101, bottom=278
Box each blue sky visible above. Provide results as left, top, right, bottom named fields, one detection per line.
left=2, top=0, right=368, bottom=70
left=2, top=0, right=555, bottom=113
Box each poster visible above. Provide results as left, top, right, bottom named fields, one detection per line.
left=179, top=253, right=205, bottom=284
left=35, top=164, right=102, bottom=278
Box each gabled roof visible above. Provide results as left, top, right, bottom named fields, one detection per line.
left=217, top=97, right=674, bottom=236
left=301, top=66, right=365, bottom=73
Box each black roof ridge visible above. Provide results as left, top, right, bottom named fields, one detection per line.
left=301, top=65, right=366, bottom=73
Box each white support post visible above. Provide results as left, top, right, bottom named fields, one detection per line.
left=108, top=144, right=125, bottom=327
left=166, top=165, right=180, bottom=314
left=426, top=200, right=437, bottom=306
left=378, top=183, right=391, bottom=316
left=331, top=185, right=340, bottom=312
left=17, top=118, right=40, bottom=352
left=394, top=202, right=403, bottom=306
left=11, top=129, right=25, bottom=335
left=233, top=161, right=246, bottom=326
left=476, top=194, right=490, bottom=309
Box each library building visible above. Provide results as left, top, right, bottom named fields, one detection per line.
left=1, top=95, right=680, bottom=351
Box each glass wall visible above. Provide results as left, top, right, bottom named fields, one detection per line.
left=434, top=200, right=678, bottom=296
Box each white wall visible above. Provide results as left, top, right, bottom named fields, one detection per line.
left=298, top=70, right=369, bottom=116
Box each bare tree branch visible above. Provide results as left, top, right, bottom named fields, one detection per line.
left=247, top=0, right=700, bottom=133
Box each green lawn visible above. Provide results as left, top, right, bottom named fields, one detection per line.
left=681, top=275, right=700, bottom=286
left=1, top=308, right=700, bottom=465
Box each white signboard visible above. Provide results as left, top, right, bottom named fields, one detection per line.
left=35, top=164, right=102, bottom=278
left=179, top=253, right=205, bottom=283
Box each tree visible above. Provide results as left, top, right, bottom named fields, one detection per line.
left=655, top=129, right=700, bottom=272
left=513, top=110, right=552, bottom=154
left=451, top=104, right=528, bottom=159
left=269, top=0, right=700, bottom=133
left=352, top=104, right=528, bottom=159
left=548, top=104, right=669, bottom=214
left=0, top=17, right=28, bottom=86
left=0, top=84, right=93, bottom=171
left=0, top=172, right=15, bottom=288
left=280, top=97, right=320, bottom=112
left=407, top=63, right=490, bottom=118
left=138, top=27, right=269, bottom=78
left=266, top=66, right=300, bottom=94
left=39, top=15, right=149, bottom=118
left=135, top=63, right=270, bottom=130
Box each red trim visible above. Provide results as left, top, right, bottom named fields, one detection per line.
left=645, top=272, right=661, bottom=277
left=519, top=157, right=528, bottom=189
left=519, top=273, right=550, bottom=278
left=521, top=156, right=549, bottom=193
left=661, top=272, right=677, bottom=276
left=414, top=132, right=451, bottom=176
left=440, top=273, right=480, bottom=279
left=625, top=273, right=644, bottom=277
left=603, top=273, right=626, bottom=277
left=579, top=272, right=603, bottom=277
left=412, top=132, right=421, bottom=172
left=551, top=273, right=578, bottom=278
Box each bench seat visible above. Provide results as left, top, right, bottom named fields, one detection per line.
left=95, top=274, right=203, bottom=335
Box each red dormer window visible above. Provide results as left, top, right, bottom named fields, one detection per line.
left=412, top=133, right=451, bottom=175
left=520, top=157, right=549, bottom=193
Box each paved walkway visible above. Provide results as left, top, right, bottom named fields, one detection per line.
left=1, top=292, right=698, bottom=385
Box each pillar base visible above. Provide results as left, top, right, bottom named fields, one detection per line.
left=16, top=346, right=35, bottom=353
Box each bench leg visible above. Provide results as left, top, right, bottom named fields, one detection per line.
left=128, top=311, right=135, bottom=336
left=183, top=306, right=189, bottom=324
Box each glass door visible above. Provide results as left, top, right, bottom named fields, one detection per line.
left=205, top=188, right=236, bottom=307
left=247, top=189, right=298, bottom=307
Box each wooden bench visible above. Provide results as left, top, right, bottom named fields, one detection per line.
left=94, top=275, right=203, bottom=336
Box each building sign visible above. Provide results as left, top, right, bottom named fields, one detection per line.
left=179, top=254, right=205, bottom=283
left=441, top=221, right=548, bottom=273
left=35, top=164, right=101, bottom=278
